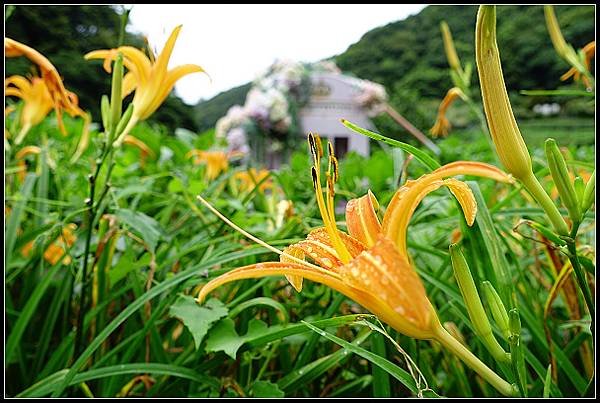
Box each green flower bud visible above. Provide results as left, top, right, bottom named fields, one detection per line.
left=115, top=103, right=134, bottom=138
left=481, top=281, right=510, bottom=339
left=582, top=171, right=595, bottom=214
left=109, top=52, right=124, bottom=141
left=574, top=176, right=585, bottom=205
left=100, top=95, right=110, bottom=133
left=523, top=219, right=566, bottom=247
left=441, top=21, right=462, bottom=72
left=476, top=6, right=532, bottom=180
left=450, top=243, right=510, bottom=363
left=545, top=139, right=580, bottom=223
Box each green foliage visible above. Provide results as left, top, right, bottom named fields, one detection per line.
left=169, top=297, right=228, bottom=349
left=4, top=4, right=596, bottom=399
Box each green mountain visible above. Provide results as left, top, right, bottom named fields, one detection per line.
left=193, top=5, right=595, bottom=133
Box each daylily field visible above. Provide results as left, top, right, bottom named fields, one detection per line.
left=4, top=5, right=596, bottom=398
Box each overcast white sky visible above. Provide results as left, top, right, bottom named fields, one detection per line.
left=127, top=4, right=426, bottom=105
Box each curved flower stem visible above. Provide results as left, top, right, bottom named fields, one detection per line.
left=566, top=222, right=595, bottom=338
left=519, top=172, right=569, bottom=236
left=433, top=323, right=518, bottom=397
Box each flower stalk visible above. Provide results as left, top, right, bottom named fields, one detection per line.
left=73, top=53, right=125, bottom=357
left=476, top=5, right=569, bottom=236
left=433, top=323, right=518, bottom=397
left=450, top=244, right=510, bottom=363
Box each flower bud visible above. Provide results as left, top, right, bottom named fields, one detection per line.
left=544, top=5, right=583, bottom=70
left=116, top=103, right=135, bottom=138
left=441, top=21, right=462, bottom=72
left=481, top=281, right=510, bottom=339
left=450, top=243, right=509, bottom=362
left=101, top=94, right=110, bottom=133
left=573, top=176, right=584, bottom=204
left=545, top=139, right=580, bottom=223
left=582, top=170, right=595, bottom=214
left=476, top=6, right=532, bottom=180
left=109, top=53, right=124, bottom=140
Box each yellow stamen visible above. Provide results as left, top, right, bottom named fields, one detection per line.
left=308, top=134, right=352, bottom=263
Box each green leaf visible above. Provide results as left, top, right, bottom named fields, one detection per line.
left=250, top=381, right=285, bottom=398
left=6, top=261, right=63, bottom=365
left=18, top=363, right=220, bottom=397
left=543, top=364, right=552, bottom=398
left=520, top=89, right=594, bottom=97
left=205, top=318, right=269, bottom=359
left=115, top=208, right=165, bottom=252
left=370, top=333, right=391, bottom=397
left=169, top=296, right=228, bottom=350
left=50, top=247, right=276, bottom=397
left=108, top=247, right=152, bottom=285
left=301, top=321, right=435, bottom=396
left=340, top=119, right=440, bottom=171
left=5, top=173, right=37, bottom=262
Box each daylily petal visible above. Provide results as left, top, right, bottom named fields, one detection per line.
left=122, top=72, right=138, bottom=98
left=5, top=75, right=33, bottom=92
left=5, top=88, right=23, bottom=99
left=152, top=25, right=182, bottom=83
left=383, top=175, right=477, bottom=256
left=6, top=38, right=80, bottom=121
left=197, top=261, right=349, bottom=304
left=306, top=227, right=367, bottom=260
left=16, top=145, right=41, bottom=160
left=83, top=49, right=115, bottom=73
left=430, top=161, right=514, bottom=183
left=383, top=161, right=511, bottom=255
left=123, top=135, right=156, bottom=158
left=281, top=246, right=305, bottom=292
left=118, top=46, right=152, bottom=84
left=345, top=190, right=382, bottom=247
left=339, top=235, right=435, bottom=337
left=143, top=64, right=205, bottom=120
left=197, top=238, right=436, bottom=340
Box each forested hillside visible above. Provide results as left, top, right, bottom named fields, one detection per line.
left=194, top=5, right=595, bottom=133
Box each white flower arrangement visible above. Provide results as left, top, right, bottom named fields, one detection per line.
left=354, top=80, right=388, bottom=117
left=217, top=59, right=387, bottom=155
left=216, top=105, right=251, bottom=139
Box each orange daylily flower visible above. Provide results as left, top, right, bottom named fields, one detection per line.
left=5, top=38, right=87, bottom=135
left=430, top=87, right=465, bottom=138
left=234, top=168, right=273, bottom=193
left=15, top=145, right=42, bottom=182
left=198, top=134, right=513, bottom=336
left=560, top=41, right=595, bottom=89
left=195, top=134, right=516, bottom=395
left=186, top=150, right=230, bottom=181
left=122, top=135, right=156, bottom=168
left=21, top=223, right=77, bottom=266
left=5, top=76, right=54, bottom=144
left=84, top=25, right=206, bottom=145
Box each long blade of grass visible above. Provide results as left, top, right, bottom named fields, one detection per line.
left=5, top=173, right=37, bottom=263
left=6, top=260, right=63, bottom=365
left=340, top=119, right=440, bottom=170
left=18, top=363, right=219, bottom=397
left=50, top=247, right=276, bottom=397
left=302, top=320, right=437, bottom=396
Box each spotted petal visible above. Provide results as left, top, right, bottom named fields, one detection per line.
left=338, top=235, right=434, bottom=336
